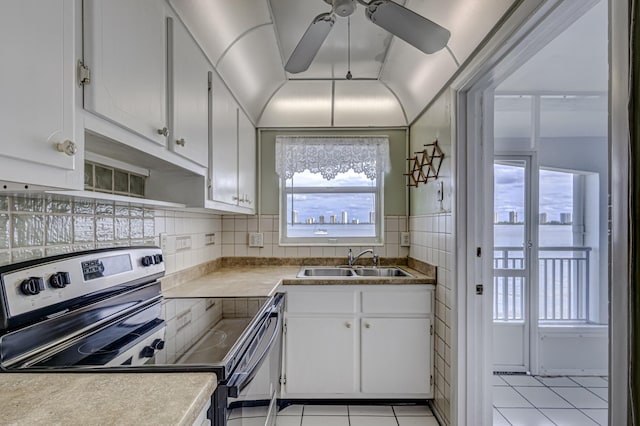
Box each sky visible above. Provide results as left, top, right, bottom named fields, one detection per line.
left=494, top=164, right=573, bottom=222
left=285, top=170, right=376, bottom=223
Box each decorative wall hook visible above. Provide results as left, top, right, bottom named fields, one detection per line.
left=404, top=139, right=444, bottom=187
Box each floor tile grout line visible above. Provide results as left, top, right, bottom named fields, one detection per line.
left=494, top=407, right=515, bottom=426
left=545, top=381, right=602, bottom=410
left=583, top=386, right=609, bottom=403
left=576, top=407, right=607, bottom=426
left=508, top=384, right=561, bottom=425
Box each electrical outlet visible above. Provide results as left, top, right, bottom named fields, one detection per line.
left=159, top=232, right=167, bottom=251
left=248, top=232, right=264, bottom=247
left=437, top=180, right=444, bottom=202
left=176, top=236, right=192, bottom=251
left=400, top=232, right=411, bottom=247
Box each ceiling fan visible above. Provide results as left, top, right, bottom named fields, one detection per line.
left=284, top=0, right=451, bottom=74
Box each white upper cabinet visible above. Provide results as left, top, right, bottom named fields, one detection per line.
left=83, top=0, right=167, bottom=146
left=210, top=73, right=256, bottom=213
left=210, top=73, right=238, bottom=206
left=168, top=16, right=209, bottom=167
left=237, top=111, right=256, bottom=210
left=0, top=0, right=82, bottom=190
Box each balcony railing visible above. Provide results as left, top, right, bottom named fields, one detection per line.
left=493, top=246, right=592, bottom=322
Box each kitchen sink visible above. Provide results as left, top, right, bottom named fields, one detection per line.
left=296, top=266, right=413, bottom=278
left=297, top=267, right=356, bottom=277
left=353, top=267, right=413, bottom=277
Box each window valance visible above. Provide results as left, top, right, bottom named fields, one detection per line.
left=275, top=136, right=390, bottom=180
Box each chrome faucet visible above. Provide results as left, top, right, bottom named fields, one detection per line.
left=347, top=248, right=378, bottom=267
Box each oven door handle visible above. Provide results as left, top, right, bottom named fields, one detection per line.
left=226, top=311, right=282, bottom=397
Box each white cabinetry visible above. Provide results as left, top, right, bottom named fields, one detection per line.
left=83, top=0, right=167, bottom=146
left=210, top=74, right=256, bottom=213
left=237, top=111, right=256, bottom=210
left=285, top=317, right=356, bottom=394
left=168, top=16, right=209, bottom=167
left=361, top=317, right=431, bottom=394
left=210, top=73, right=237, bottom=205
left=283, top=285, right=434, bottom=399
left=0, top=0, right=82, bottom=190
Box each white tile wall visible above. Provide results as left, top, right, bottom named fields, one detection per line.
left=221, top=214, right=409, bottom=260
left=409, top=213, right=453, bottom=424
left=153, top=209, right=222, bottom=275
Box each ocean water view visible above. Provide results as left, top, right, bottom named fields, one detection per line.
left=494, top=224, right=574, bottom=247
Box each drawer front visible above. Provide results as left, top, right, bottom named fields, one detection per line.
left=362, top=289, right=432, bottom=314
left=286, top=289, right=357, bottom=314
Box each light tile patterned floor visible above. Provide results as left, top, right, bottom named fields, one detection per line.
left=493, top=374, right=608, bottom=425
left=229, top=403, right=437, bottom=426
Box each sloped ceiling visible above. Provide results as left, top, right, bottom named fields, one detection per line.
left=170, top=0, right=516, bottom=128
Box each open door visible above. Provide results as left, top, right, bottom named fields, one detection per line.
left=492, top=156, right=534, bottom=372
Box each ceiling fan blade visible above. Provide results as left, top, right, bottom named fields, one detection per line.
left=285, top=12, right=335, bottom=73
left=365, top=0, right=450, bottom=54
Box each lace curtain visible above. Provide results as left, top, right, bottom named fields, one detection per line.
left=275, top=136, right=390, bottom=180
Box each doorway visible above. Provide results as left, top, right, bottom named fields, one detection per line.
left=454, top=0, right=614, bottom=424
left=493, top=157, right=534, bottom=373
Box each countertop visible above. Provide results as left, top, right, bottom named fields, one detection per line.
left=162, top=264, right=435, bottom=299
left=0, top=372, right=216, bottom=426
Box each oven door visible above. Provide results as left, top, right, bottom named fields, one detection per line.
left=225, top=295, right=283, bottom=426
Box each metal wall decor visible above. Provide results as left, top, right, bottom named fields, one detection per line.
left=404, top=140, right=444, bottom=187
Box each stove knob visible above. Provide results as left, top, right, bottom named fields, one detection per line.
left=153, top=254, right=163, bottom=264
left=151, top=338, right=165, bottom=350
left=49, top=272, right=71, bottom=289
left=140, top=346, right=155, bottom=358
left=20, top=277, right=45, bottom=296
left=141, top=256, right=154, bottom=267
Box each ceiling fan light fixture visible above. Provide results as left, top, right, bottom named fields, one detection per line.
left=332, top=0, right=357, bottom=17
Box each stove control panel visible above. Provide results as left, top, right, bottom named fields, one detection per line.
left=1, top=247, right=164, bottom=318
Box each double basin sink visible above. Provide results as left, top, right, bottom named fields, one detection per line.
left=297, top=266, right=414, bottom=278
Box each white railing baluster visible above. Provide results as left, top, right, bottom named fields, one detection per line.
left=493, top=246, right=592, bottom=322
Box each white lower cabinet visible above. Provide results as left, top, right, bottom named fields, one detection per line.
left=361, top=317, right=431, bottom=394
left=285, top=316, right=356, bottom=395
left=283, top=285, right=434, bottom=399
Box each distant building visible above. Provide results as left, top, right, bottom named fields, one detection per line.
left=351, top=219, right=360, bottom=224
left=369, top=211, right=375, bottom=224
left=560, top=213, right=572, bottom=224
left=330, top=215, right=337, bottom=224
left=509, top=211, right=518, bottom=223
left=494, top=212, right=499, bottom=224
left=341, top=211, right=348, bottom=224
left=306, top=217, right=315, bottom=224
left=293, top=210, right=299, bottom=224
left=319, top=215, right=325, bottom=224
left=539, top=213, right=548, bottom=224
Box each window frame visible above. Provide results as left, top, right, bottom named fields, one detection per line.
left=278, top=168, right=385, bottom=246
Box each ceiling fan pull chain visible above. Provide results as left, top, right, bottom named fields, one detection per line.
left=346, top=16, right=353, bottom=80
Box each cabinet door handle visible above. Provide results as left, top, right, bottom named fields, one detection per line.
left=345, top=322, right=351, bottom=328
left=157, top=127, right=169, bottom=136
left=176, top=138, right=186, bottom=147
left=364, top=323, right=371, bottom=329
left=55, top=140, right=77, bottom=156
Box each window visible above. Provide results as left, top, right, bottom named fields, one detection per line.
left=275, top=136, right=389, bottom=245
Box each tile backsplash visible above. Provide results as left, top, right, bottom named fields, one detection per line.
left=0, top=195, right=158, bottom=264
left=0, top=195, right=224, bottom=275
left=410, top=213, right=453, bottom=424
left=220, top=214, right=409, bottom=260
